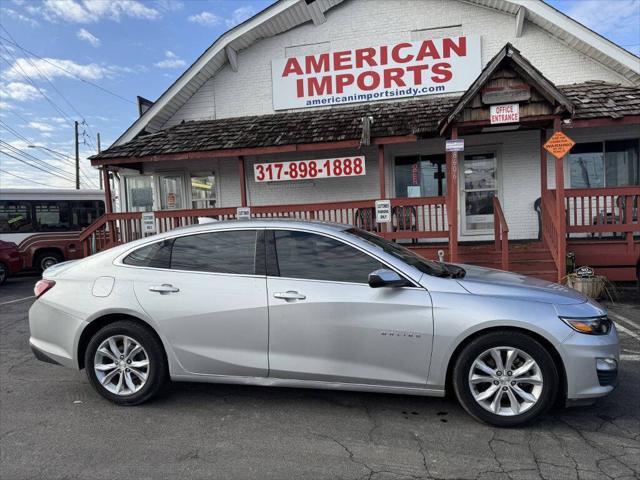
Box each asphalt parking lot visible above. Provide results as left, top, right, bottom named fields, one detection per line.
left=1, top=275, right=639, bottom=480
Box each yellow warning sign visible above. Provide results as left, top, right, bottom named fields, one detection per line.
left=544, top=131, right=575, bottom=160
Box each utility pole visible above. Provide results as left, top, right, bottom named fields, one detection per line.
left=97, top=132, right=103, bottom=190
left=74, top=120, right=80, bottom=190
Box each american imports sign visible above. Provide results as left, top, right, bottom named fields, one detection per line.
left=271, top=36, right=481, bottom=110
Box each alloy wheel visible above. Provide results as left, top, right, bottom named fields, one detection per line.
left=468, top=346, right=543, bottom=416
left=93, top=335, right=150, bottom=396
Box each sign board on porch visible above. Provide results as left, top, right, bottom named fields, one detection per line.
left=445, top=139, right=464, bottom=152
left=271, top=36, right=482, bottom=110
left=544, top=131, right=575, bottom=160
left=253, top=156, right=365, bottom=182
left=490, top=104, right=520, bottom=124
left=236, top=207, right=251, bottom=220
left=375, top=200, right=391, bottom=223
left=141, top=212, right=156, bottom=234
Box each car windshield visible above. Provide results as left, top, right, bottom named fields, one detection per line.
left=344, top=228, right=465, bottom=278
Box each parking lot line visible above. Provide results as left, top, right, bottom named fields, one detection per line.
left=0, top=296, right=35, bottom=306
left=620, top=354, right=640, bottom=361
left=609, top=313, right=640, bottom=342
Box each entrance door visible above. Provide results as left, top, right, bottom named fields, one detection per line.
left=266, top=229, right=433, bottom=388
left=158, top=173, right=186, bottom=210
left=461, top=153, right=498, bottom=235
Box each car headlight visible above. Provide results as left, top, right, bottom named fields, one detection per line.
left=560, top=316, right=612, bottom=335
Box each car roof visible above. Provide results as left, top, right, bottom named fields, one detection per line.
left=160, top=218, right=351, bottom=236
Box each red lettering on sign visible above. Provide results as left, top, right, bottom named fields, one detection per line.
left=357, top=71, right=380, bottom=90
left=355, top=47, right=377, bottom=68
left=442, top=36, right=466, bottom=58
left=282, top=57, right=303, bottom=77
left=308, top=76, right=333, bottom=96
left=406, top=64, right=429, bottom=84
left=431, top=62, right=452, bottom=83
left=335, top=73, right=355, bottom=93
left=333, top=51, right=352, bottom=70
left=416, top=40, right=441, bottom=61
left=384, top=68, right=406, bottom=88
left=391, top=42, right=413, bottom=63
left=305, top=53, right=330, bottom=74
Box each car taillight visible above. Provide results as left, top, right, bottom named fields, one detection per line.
left=34, top=279, right=56, bottom=299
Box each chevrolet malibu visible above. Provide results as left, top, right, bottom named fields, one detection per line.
left=29, top=220, right=619, bottom=427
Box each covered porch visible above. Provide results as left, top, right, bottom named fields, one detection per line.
left=86, top=45, right=639, bottom=282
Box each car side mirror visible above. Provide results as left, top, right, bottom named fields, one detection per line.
left=368, top=269, right=409, bottom=288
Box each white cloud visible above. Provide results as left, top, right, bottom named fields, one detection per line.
left=0, top=101, right=14, bottom=110
left=42, top=0, right=161, bottom=23
left=188, top=11, right=220, bottom=27
left=155, top=0, right=183, bottom=12
left=154, top=50, right=186, bottom=69
left=3, top=57, right=113, bottom=81
left=77, top=28, right=101, bottom=47
left=1, top=8, right=40, bottom=27
left=225, top=6, right=256, bottom=28
left=0, top=81, right=41, bottom=101
left=564, top=0, right=640, bottom=42
left=27, top=121, right=56, bottom=133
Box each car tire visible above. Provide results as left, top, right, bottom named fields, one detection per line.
left=84, top=320, right=168, bottom=406
left=452, top=331, right=559, bottom=427
left=34, top=251, right=63, bottom=272
left=0, top=263, right=7, bottom=285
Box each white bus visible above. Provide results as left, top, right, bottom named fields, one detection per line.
left=0, top=189, right=105, bottom=271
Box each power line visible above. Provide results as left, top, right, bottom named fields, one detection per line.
left=0, top=139, right=76, bottom=180
left=0, top=33, right=135, bottom=104
left=0, top=25, right=89, bottom=129
left=0, top=45, right=76, bottom=128
left=0, top=168, right=67, bottom=188
left=0, top=151, right=75, bottom=183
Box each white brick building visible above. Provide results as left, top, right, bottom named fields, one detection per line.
left=88, top=0, right=639, bottom=281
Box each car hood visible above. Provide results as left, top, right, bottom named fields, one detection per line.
left=455, top=264, right=587, bottom=305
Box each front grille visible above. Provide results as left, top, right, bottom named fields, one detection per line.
left=597, top=369, right=618, bottom=387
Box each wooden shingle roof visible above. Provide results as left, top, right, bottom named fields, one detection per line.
left=92, top=81, right=639, bottom=162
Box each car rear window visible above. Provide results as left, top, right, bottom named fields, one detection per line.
left=170, top=230, right=257, bottom=275
left=123, top=240, right=173, bottom=268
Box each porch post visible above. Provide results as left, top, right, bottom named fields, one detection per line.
left=377, top=144, right=385, bottom=198
left=103, top=168, right=113, bottom=214
left=540, top=130, right=548, bottom=195
left=378, top=144, right=387, bottom=233
left=446, top=127, right=459, bottom=262
left=553, top=117, right=567, bottom=281
left=238, top=156, right=248, bottom=207
left=102, top=167, right=116, bottom=244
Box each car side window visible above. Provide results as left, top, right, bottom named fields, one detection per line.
left=123, top=240, right=173, bottom=268
left=273, top=230, right=385, bottom=284
left=171, top=230, right=257, bottom=275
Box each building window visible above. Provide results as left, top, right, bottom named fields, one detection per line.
left=568, top=139, right=639, bottom=188
left=125, top=175, right=154, bottom=212
left=191, top=173, right=216, bottom=209
left=395, top=154, right=446, bottom=198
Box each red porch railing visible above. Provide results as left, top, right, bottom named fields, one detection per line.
left=492, top=197, right=509, bottom=270
left=564, top=186, right=639, bottom=241
left=79, top=197, right=449, bottom=256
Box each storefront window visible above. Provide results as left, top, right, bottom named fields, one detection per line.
left=568, top=139, right=639, bottom=188
left=125, top=176, right=154, bottom=212
left=191, top=173, right=216, bottom=209
left=394, top=154, right=446, bottom=198
left=159, top=175, right=185, bottom=210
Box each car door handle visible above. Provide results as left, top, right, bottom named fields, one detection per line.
left=273, top=291, right=306, bottom=301
left=149, top=284, right=180, bottom=294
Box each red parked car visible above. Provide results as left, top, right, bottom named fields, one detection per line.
left=0, top=240, right=22, bottom=285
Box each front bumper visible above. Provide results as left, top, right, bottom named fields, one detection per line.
left=561, top=326, right=620, bottom=400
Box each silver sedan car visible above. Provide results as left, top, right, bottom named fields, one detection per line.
left=29, top=220, right=619, bottom=427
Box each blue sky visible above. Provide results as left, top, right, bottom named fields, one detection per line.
left=0, top=0, right=638, bottom=189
